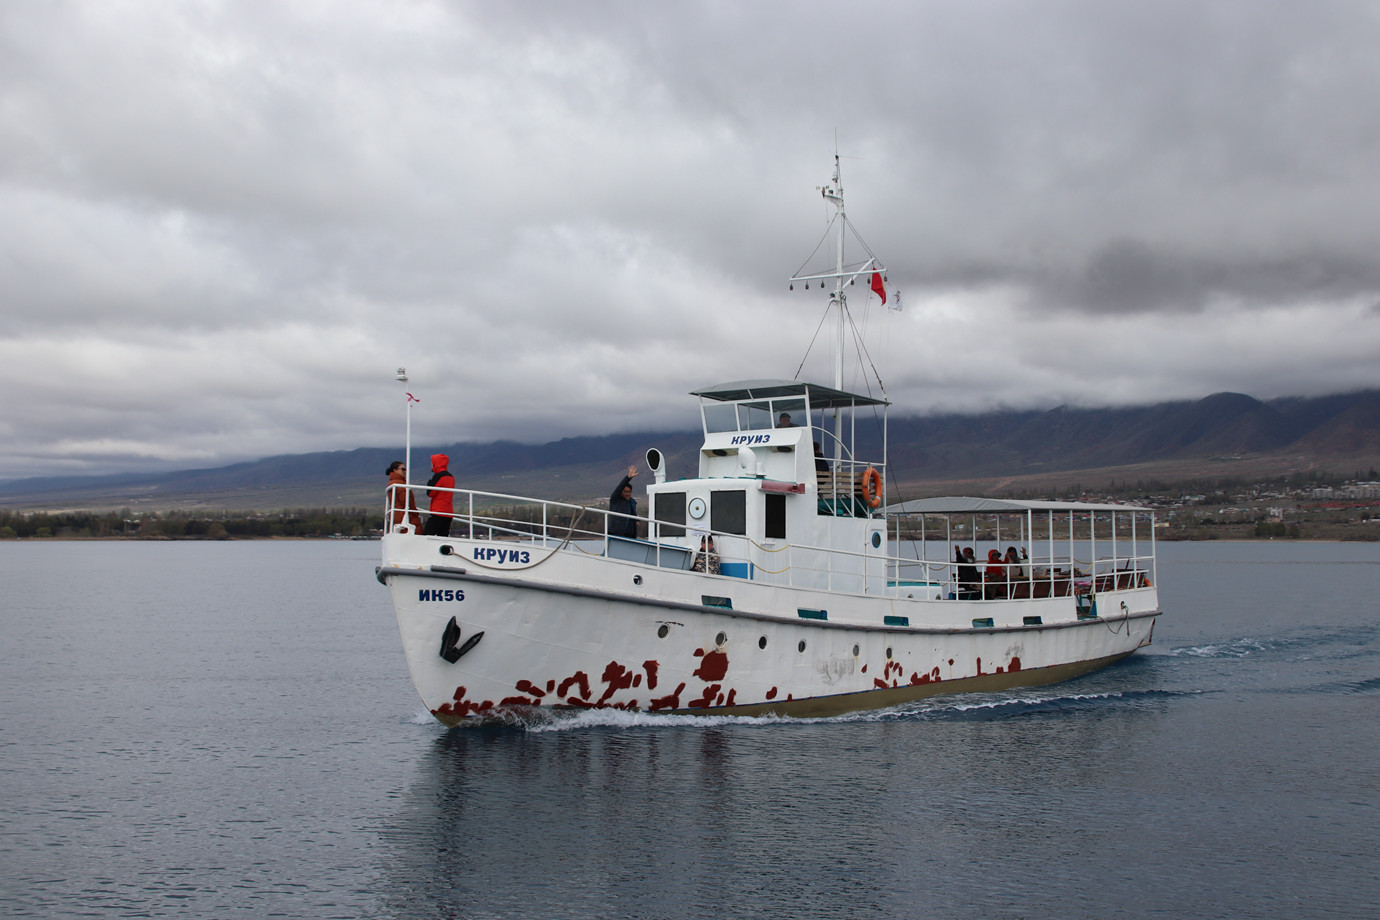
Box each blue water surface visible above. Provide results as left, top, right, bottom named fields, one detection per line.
left=1, top=539, right=1377, bottom=919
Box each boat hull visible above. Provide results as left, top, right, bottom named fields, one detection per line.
left=380, top=535, right=1158, bottom=725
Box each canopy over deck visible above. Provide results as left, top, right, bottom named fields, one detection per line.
left=883, top=496, right=1154, bottom=515
left=691, top=379, right=889, bottom=409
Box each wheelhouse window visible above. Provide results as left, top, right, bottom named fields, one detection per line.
left=702, top=395, right=815, bottom=435
left=737, top=401, right=772, bottom=430
left=711, top=491, right=747, bottom=535
left=772, top=398, right=807, bottom=428
left=653, top=491, right=686, bottom=538
left=703, top=404, right=738, bottom=433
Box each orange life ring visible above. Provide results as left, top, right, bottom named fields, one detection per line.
left=861, top=467, right=883, bottom=508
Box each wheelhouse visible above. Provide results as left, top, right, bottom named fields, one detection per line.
left=632, top=379, right=891, bottom=591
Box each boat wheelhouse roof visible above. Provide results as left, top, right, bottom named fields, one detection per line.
left=883, top=496, right=1154, bottom=515
left=691, top=378, right=889, bottom=409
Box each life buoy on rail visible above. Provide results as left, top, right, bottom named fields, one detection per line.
left=861, top=467, right=883, bottom=508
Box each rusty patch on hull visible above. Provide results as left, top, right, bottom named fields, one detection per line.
left=430, top=651, right=1133, bottom=727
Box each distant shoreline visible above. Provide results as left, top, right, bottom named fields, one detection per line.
left=3, top=535, right=1374, bottom=545
left=0, top=535, right=379, bottom=542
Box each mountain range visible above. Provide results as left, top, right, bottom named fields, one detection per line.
left=5, top=389, right=1380, bottom=511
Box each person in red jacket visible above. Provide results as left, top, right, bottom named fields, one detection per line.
left=985, top=548, right=1007, bottom=599
left=424, top=453, right=455, bottom=536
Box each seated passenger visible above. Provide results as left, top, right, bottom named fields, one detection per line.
left=985, top=549, right=1007, bottom=599
left=1005, top=546, right=1031, bottom=581
left=691, top=535, right=720, bottom=575
left=957, top=546, right=981, bottom=600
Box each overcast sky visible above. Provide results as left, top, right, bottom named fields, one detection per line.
left=3, top=1, right=1380, bottom=480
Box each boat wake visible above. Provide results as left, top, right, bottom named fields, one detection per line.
left=876, top=687, right=1196, bottom=722
left=1168, top=625, right=1378, bottom=662
left=1333, top=675, right=1380, bottom=694
left=516, top=708, right=827, bottom=732
left=1272, top=675, right=1380, bottom=697
left=1167, top=638, right=1275, bottom=659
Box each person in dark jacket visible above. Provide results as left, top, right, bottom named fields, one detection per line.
left=424, top=453, right=455, bottom=536
left=956, top=546, right=981, bottom=600
left=608, top=465, right=638, bottom=539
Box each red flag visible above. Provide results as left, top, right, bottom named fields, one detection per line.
left=870, top=271, right=886, bottom=304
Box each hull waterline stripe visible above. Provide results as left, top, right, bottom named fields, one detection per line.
left=377, top=565, right=1161, bottom=637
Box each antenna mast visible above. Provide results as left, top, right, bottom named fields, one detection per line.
left=822, top=155, right=847, bottom=391
left=789, top=153, right=886, bottom=393
left=789, top=153, right=887, bottom=459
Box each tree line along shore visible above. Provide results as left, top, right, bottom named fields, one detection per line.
left=2, top=497, right=1379, bottom=542
left=0, top=508, right=383, bottom=540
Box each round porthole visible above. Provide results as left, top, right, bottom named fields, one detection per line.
left=657, top=624, right=669, bottom=639
left=716, top=631, right=727, bottom=647
left=758, top=636, right=767, bottom=649
left=871, top=532, right=881, bottom=548
left=633, top=574, right=642, bottom=585
left=798, top=640, right=807, bottom=653
left=853, top=644, right=860, bottom=657
left=688, top=497, right=707, bottom=520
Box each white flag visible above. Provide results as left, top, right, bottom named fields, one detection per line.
left=889, top=288, right=903, bottom=312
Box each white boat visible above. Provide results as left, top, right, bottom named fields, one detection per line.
left=378, top=159, right=1161, bottom=725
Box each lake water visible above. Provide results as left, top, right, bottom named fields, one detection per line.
left=2, top=539, right=1377, bottom=919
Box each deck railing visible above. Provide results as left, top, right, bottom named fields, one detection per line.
left=386, top=483, right=1155, bottom=601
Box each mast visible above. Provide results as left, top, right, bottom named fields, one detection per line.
left=788, top=152, right=888, bottom=462
left=822, top=154, right=847, bottom=392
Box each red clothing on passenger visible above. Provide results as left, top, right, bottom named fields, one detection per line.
left=427, top=453, right=455, bottom=516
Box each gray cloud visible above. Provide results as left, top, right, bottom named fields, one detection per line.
left=2, top=1, right=1380, bottom=479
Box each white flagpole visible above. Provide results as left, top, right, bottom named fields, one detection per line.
left=395, top=368, right=414, bottom=486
